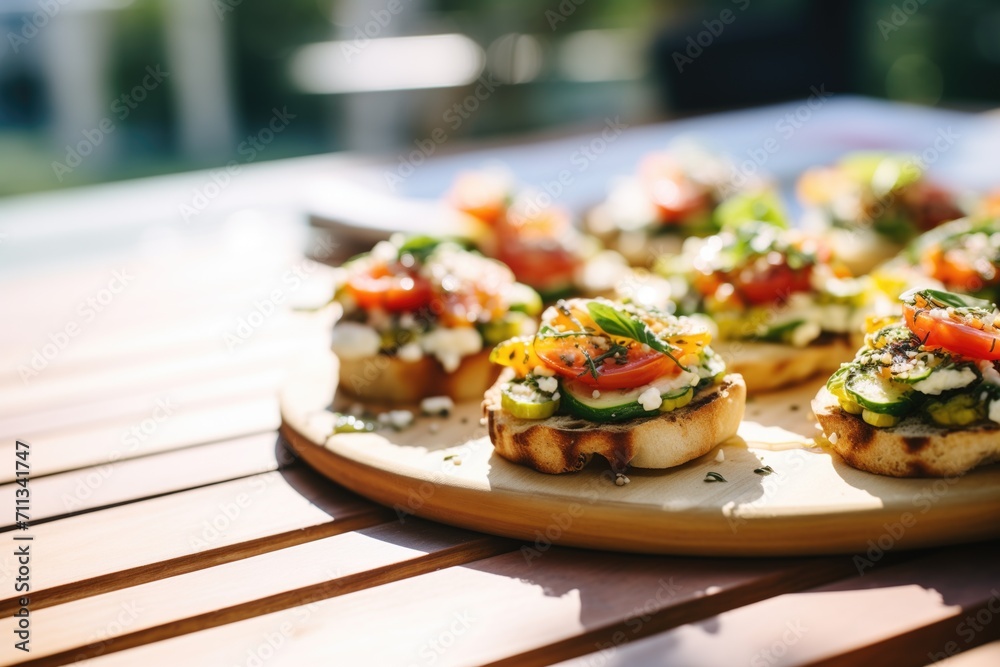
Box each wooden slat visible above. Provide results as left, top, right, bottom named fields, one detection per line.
left=0, top=395, right=279, bottom=482
left=3, top=520, right=514, bottom=666
left=0, top=330, right=306, bottom=417
left=78, top=547, right=865, bottom=666
left=0, top=367, right=281, bottom=442
left=556, top=542, right=1000, bottom=667
left=0, top=312, right=315, bottom=385
left=0, top=233, right=313, bottom=331
left=0, top=240, right=334, bottom=378
left=0, top=465, right=386, bottom=614
left=0, top=432, right=286, bottom=529
left=0, top=297, right=327, bottom=389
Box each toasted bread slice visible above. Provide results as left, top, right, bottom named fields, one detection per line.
left=484, top=373, right=746, bottom=474
left=713, top=337, right=857, bottom=393
left=338, top=350, right=498, bottom=404
left=812, top=386, right=1000, bottom=477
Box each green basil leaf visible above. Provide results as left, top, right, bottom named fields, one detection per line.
left=900, top=288, right=994, bottom=311
left=586, top=301, right=687, bottom=370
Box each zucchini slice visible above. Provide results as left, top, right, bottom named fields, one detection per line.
left=845, top=367, right=915, bottom=417
left=501, top=380, right=559, bottom=420
left=559, top=381, right=650, bottom=423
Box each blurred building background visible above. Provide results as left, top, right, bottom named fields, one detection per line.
left=1, top=0, right=999, bottom=198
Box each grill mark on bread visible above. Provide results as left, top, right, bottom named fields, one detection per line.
left=488, top=377, right=744, bottom=473
left=846, top=416, right=876, bottom=450
left=813, top=386, right=1000, bottom=477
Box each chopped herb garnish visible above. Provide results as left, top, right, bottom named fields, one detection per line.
left=704, top=471, right=727, bottom=483
left=578, top=341, right=630, bottom=380
left=587, top=301, right=688, bottom=370
left=332, top=413, right=375, bottom=435
left=754, top=466, right=775, bottom=476
left=901, top=287, right=993, bottom=311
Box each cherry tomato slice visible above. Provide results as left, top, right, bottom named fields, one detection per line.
left=922, top=244, right=999, bottom=293
left=532, top=335, right=678, bottom=389
left=904, top=303, right=1000, bottom=361
left=734, top=263, right=813, bottom=306
left=448, top=172, right=509, bottom=226
left=639, top=153, right=710, bottom=223
left=347, top=264, right=433, bottom=312
left=695, top=262, right=813, bottom=307
left=498, top=243, right=577, bottom=293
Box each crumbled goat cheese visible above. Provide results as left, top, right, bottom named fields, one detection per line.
left=536, top=376, right=559, bottom=394
left=637, top=387, right=663, bottom=411
left=592, top=390, right=601, bottom=399
left=979, top=360, right=1000, bottom=386
left=714, top=449, right=724, bottom=462
left=370, top=240, right=398, bottom=263
left=913, top=367, right=978, bottom=395
left=789, top=321, right=822, bottom=348
left=421, top=395, right=454, bottom=416
left=532, top=365, right=556, bottom=377
left=990, top=400, right=1000, bottom=425
left=505, top=381, right=541, bottom=401
left=379, top=410, right=413, bottom=430
left=331, top=323, right=382, bottom=360
left=397, top=342, right=423, bottom=363
left=420, top=327, right=483, bottom=373
left=615, top=473, right=631, bottom=486
left=366, top=307, right=392, bottom=330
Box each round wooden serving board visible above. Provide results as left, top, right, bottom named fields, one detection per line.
left=280, top=355, right=1000, bottom=556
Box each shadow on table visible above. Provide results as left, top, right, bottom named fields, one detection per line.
left=273, top=435, right=373, bottom=516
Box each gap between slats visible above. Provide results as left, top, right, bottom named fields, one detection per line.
left=0, top=465, right=388, bottom=615
left=7, top=522, right=515, bottom=666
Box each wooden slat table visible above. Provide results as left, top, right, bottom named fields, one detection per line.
left=3, top=99, right=1000, bottom=666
